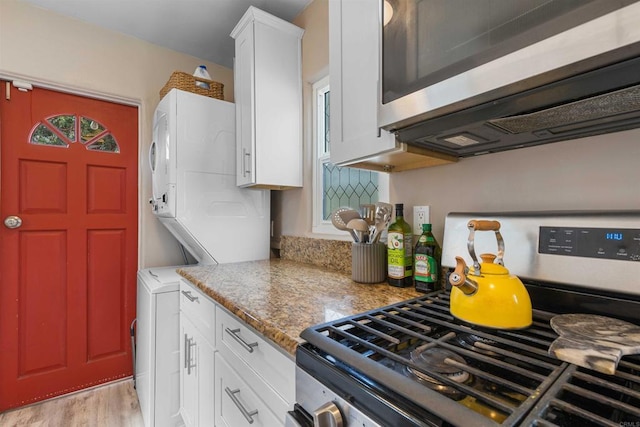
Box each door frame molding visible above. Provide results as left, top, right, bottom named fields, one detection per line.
left=0, top=69, right=144, bottom=269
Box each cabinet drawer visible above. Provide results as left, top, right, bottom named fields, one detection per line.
left=215, top=353, right=284, bottom=427
left=180, top=280, right=216, bottom=344
left=215, top=306, right=295, bottom=405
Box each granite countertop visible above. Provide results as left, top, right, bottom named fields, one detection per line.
left=177, top=258, right=421, bottom=358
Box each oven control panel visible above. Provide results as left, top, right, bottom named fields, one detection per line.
left=539, top=227, right=640, bottom=261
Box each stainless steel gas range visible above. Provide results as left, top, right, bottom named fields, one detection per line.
left=290, top=211, right=640, bottom=426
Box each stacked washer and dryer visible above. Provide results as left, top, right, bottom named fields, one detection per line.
left=135, top=89, right=270, bottom=426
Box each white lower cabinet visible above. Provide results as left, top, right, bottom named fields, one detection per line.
left=179, top=281, right=215, bottom=427
left=215, top=353, right=282, bottom=427
left=179, top=279, right=295, bottom=426
left=215, top=306, right=295, bottom=426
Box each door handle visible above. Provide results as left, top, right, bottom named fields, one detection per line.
left=242, top=148, right=251, bottom=177
left=184, top=334, right=196, bottom=374
left=149, top=141, right=157, bottom=172
left=186, top=337, right=196, bottom=375
left=184, top=334, right=188, bottom=369
left=4, top=216, right=22, bottom=229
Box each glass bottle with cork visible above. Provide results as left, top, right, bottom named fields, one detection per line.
left=387, top=203, right=413, bottom=287
left=413, top=223, right=442, bottom=292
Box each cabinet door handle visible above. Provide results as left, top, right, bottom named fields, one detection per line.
left=242, top=148, right=251, bottom=177
left=184, top=333, right=189, bottom=369
left=225, top=327, right=258, bottom=353
left=181, top=290, right=199, bottom=303
left=186, top=337, right=196, bottom=375
left=225, top=387, right=258, bottom=424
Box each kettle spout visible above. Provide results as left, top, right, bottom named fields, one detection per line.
left=449, top=256, right=478, bottom=295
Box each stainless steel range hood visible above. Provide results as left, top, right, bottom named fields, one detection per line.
left=395, top=56, right=640, bottom=157
left=380, top=1, right=640, bottom=158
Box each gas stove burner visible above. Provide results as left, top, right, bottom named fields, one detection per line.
left=455, top=333, right=500, bottom=357
left=405, top=347, right=472, bottom=400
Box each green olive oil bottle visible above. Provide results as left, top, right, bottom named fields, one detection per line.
left=413, top=223, right=442, bottom=293
left=387, top=203, right=413, bottom=287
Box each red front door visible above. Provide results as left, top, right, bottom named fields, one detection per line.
left=0, top=82, right=138, bottom=411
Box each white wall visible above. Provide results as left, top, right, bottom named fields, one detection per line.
left=277, top=0, right=329, bottom=240
left=0, top=0, right=234, bottom=268
left=392, top=130, right=640, bottom=242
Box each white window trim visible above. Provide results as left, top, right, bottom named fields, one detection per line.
left=312, top=75, right=335, bottom=235
left=311, top=75, right=389, bottom=237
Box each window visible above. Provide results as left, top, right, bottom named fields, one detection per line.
left=312, top=76, right=389, bottom=236
left=30, top=114, right=120, bottom=153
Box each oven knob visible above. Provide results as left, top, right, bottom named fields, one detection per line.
left=313, top=401, right=343, bottom=427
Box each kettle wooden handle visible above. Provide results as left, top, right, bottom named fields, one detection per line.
left=449, top=257, right=478, bottom=295
left=449, top=256, right=467, bottom=287
left=468, top=220, right=501, bottom=231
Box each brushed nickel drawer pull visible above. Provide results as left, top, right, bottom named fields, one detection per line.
left=225, top=327, right=258, bottom=353
left=225, top=387, right=258, bottom=424
left=181, top=290, right=199, bottom=302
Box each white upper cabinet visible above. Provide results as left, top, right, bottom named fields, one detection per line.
left=328, top=0, right=456, bottom=173
left=328, top=0, right=395, bottom=165
left=231, top=7, right=304, bottom=189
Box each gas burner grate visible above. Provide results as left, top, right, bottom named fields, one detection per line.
left=521, top=358, right=640, bottom=426
left=300, top=291, right=566, bottom=426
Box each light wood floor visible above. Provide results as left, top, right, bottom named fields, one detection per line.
left=0, top=379, right=145, bottom=427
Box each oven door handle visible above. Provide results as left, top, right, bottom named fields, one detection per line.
left=313, top=402, right=343, bottom=427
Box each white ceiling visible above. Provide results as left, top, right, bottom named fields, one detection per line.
left=20, top=0, right=313, bottom=68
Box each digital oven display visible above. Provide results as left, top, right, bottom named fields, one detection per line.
left=606, top=232, right=624, bottom=241
left=539, top=227, right=640, bottom=261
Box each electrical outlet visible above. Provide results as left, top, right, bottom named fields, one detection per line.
left=413, top=205, right=430, bottom=234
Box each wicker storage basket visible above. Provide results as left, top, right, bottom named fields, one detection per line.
left=160, top=71, right=224, bottom=100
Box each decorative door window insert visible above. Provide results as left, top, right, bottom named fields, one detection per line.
left=30, top=114, right=120, bottom=153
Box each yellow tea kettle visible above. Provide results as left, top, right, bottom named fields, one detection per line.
left=448, top=220, right=532, bottom=329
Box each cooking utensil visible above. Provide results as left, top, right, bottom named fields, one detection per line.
left=360, top=204, right=376, bottom=226
left=347, top=218, right=371, bottom=243
left=375, top=202, right=393, bottom=218
left=337, top=208, right=361, bottom=223
left=549, top=314, right=640, bottom=375
left=331, top=207, right=360, bottom=242
left=448, top=220, right=532, bottom=329
left=370, top=204, right=392, bottom=243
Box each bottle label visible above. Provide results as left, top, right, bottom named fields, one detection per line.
left=388, top=232, right=413, bottom=279
left=404, top=233, right=413, bottom=258
left=414, top=254, right=437, bottom=283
